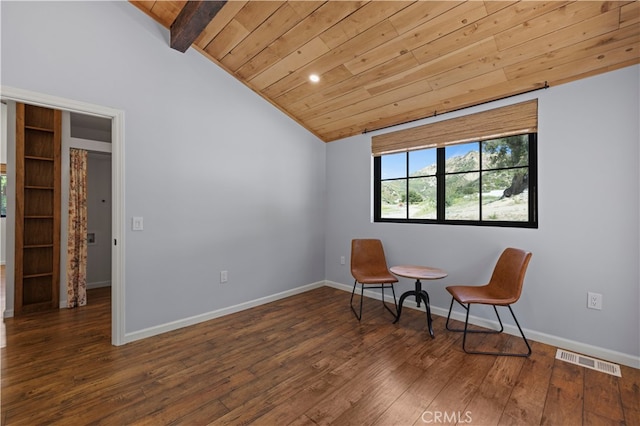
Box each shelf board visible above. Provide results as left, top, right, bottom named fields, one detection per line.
left=25, top=185, right=55, bottom=190
left=25, top=125, right=55, bottom=133
left=24, top=155, right=54, bottom=162
left=24, top=272, right=54, bottom=279
left=24, top=215, right=54, bottom=219
left=24, top=244, right=54, bottom=249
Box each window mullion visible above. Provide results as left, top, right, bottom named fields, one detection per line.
left=478, top=141, right=483, bottom=222
left=436, top=148, right=445, bottom=221
left=405, top=153, right=410, bottom=219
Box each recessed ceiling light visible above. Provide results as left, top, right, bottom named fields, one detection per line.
left=309, top=74, right=320, bottom=83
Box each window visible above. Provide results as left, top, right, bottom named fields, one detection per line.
left=374, top=134, right=537, bottom=227
left=371, top=100, right=538, bottom=228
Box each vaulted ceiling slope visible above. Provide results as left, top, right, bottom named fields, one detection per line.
left=130, top=1, right=639, bottom=142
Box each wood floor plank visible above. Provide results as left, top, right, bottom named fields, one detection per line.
left=498, top=341, right=556, bottom=425
left=620, top=364, right=640, bottom=425
left=418, top=333, right=506, bottom=420
left=1, top=284, right=638, bottom=425
left=464, top=336, right=527, bottom=425
left=288, top=413, right=319, bottom=426
left=247, top=369, right=341, bottom=425
left=541, top=358, right=584, bottom=425
left=330, top=361, right=422, bottom=426
left=583, top=368, right=625, bottom=424
left=296, top=327, right=427, bottom=424
left=372, top=345, right=467, bottom=426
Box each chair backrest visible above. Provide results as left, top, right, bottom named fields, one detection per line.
left=487, top=248, right=532, bottom=303
left=351, top=239, right=391, bottom=280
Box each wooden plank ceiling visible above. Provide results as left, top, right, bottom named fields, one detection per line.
left=130, top=1, right=640, bottom=142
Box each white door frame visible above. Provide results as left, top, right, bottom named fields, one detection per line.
left=1, top=85, right=125, bottom=345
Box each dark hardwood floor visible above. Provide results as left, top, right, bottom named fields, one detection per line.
left=1, top=284, right=638, bottom=425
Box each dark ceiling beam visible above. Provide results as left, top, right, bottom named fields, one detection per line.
left=170, top=1, right=227, bottom=53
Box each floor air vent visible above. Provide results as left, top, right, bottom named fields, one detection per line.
left=555, top=349, right=621, bottom=377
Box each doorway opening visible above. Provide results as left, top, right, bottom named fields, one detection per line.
left=62, top=111, right=113, bottom=309
left=0, top=87, right=124, bottom=345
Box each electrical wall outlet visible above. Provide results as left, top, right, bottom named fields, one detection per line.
left=587, top=292, right=602, bottom=310
left=220, top=270, right=228, bottom=283
left=340, top=256, right=346, bottom=265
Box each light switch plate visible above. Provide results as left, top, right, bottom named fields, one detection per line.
left=132, top=216, right=144, bottom=231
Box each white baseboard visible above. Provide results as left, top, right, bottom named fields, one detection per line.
left=325, top=280, right=640, bottom=369
left=123, top=281, right=326, bottom=344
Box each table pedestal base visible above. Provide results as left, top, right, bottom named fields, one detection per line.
left=393, top=279, right=434, bottom=338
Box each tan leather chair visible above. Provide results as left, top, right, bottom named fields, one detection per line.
left=350, top=239, right=398, bottom=321
left=445, top=248, right=532, bottom=356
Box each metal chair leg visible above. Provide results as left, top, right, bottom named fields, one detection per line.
left=390, top=285, right=398, bottom=316
left=446, top=297, right=532, bottom=357
left=350, top=280, right=363, bottom=320
left=381, top=285, right=398, bottom=318
left=351, top=281, right=398, bottom=321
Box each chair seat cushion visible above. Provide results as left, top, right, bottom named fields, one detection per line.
left=354, top=273, right=398, bottom=284
left=446, top=284, right=517, bottom=305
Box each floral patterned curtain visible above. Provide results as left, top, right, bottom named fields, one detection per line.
left=67, top=148, right=88, bottom=308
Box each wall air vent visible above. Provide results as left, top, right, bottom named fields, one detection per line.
left=555, top=349, right=621, bottom=377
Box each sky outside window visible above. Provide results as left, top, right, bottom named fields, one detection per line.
left=445, top=142, right=476, bottom=160
left=381, top=149, right=438, bottom=180
left=381, top=152, right=406, bottom=179
left=409, top=149, right=436, bottom=175
left=381, top=142, right=482, bottom=181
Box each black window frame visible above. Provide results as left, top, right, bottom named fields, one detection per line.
left=374, top=133, right=538, bottom=228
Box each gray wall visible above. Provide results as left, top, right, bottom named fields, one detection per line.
left=87, top=153, right=112, bottom=288
left=1, top=1, right=326, bottom=331
left=325, top=65, right=640, bottom=365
